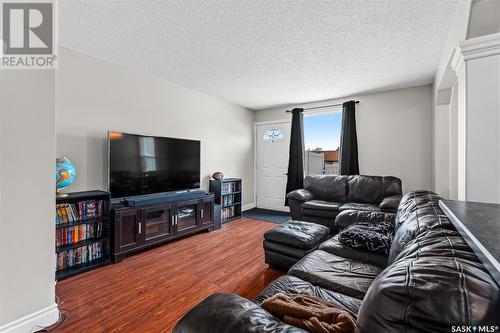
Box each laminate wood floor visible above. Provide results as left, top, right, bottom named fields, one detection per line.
left=53, top=218, right=283, bottom=333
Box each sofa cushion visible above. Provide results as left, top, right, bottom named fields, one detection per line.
left=254, top=275, right=363, bottom=315
left=379, top=195, right=402, bottom=212
left=301, top=208, right=338, bottom=219
left=295, top=215, right=337, bottom=230
left=319, top=235, right=388, bottom=268
left=382, top=176, right=402, bottom=196
left=339, top=203, right=381, bottom=212
left=356, top=228, right=500, bottom=333
left=302, top=200, right=341, bottom=219
left=338, top=222, right=394, bottom=255
left=394, top=190, right=451, bottom=232
left=388, top=190, right=454, bottom=264
left=347, top=175, right=383, bottom=204
left=288, top=250, right=382, bottom=299
left=335, top=210, right=396, bottom=229
left=304, top=175, right=348, bottom=202
left=263, top=221, right=330, bottom=250
left=302, top=200, right=341, bottom=211
left=302, top=200, right=340, bottom=219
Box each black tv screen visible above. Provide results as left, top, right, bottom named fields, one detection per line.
left=108, top=131, right=201, bottom=199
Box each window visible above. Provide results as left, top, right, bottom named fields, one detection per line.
left=303, top=112, right=342, bottom=175
left=263, top=128, right=285, bottom=140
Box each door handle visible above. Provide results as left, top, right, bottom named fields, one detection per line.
left=175, top=214, right=178, bottom=225
left=201, top=209, right=204, bottom=219
left=171, top=215, right=175, bottom=226
left=138, top=222, right=142, bottom=234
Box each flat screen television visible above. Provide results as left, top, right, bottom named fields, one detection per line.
left=108, top=131, right=201, bottom=199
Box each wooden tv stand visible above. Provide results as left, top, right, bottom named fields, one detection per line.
left=111, top=192, right=216, bottom=263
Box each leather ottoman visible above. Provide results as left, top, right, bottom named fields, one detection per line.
left=263, top=220, right=330, bottom=271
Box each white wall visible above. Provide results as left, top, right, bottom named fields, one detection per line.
left=433, top=0, right=471, bottom=96
left=256, top=85, right=433, bottom=194
left=56, top=47, right=255, bottom=207
left=455, top=58, right=467, bottom=200
left=431, top=0, right=471, bottom=197
left=462, top=49, right=500, bottom=203
left=467, top=0, right=500, bottom=38
left=434, top=102, right=451, bottom=198
left=0, top=70, right=58, bottom=331
left=449, top=82, right=459, bottom=199
left=432, top=0, right=500, bottom=201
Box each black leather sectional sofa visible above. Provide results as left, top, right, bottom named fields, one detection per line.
left=174, top=190, right=499, bottom=332
left=287, top=175, right=403, bottom=229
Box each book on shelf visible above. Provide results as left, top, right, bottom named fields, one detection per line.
left=56, top=222, right=103, bottom=247
left=223, top=194, right=238, bottom=206
left=55, top=200, right=104, bottom=225
left=221, top=205, right=237, bottom=220
left=56, top=241, right=104, bottom=271
left=222, top=181, right=239, bottom=193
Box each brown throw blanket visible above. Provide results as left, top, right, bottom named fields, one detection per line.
left=261, top=292, right=357, bottom=333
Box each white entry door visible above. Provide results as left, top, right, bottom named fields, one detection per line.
left=256, top=121, right=291, bottom=212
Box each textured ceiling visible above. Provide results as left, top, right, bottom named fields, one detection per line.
left=59, top=0, right=458, bottom=110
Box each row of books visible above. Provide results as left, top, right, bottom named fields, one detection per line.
left=222, top=206, right=238, bottom=220
left=222, top=181, right=240, bottom=193
left=222, top=193, right=239, bottom=206
left=56, top=200, right=104, bottom=224
left=56, top=222, right=103, bottom=247
left=56, top=241, right=104, bottom=271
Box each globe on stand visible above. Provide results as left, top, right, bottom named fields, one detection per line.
left=56, top=157, right=76, bottom=197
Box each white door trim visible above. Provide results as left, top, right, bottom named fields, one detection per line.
left=254, top=119, right=292, bottom=212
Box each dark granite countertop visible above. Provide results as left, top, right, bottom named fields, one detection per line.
left=439, top=200, right=500, bottom=286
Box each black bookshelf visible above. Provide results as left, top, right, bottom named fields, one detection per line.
left=56, top=236, right=108, bottom=253
left=55, top=190, right=111, bottom=280
left=55, top=217, right=109, bottom=229
left=209, top=178, right=242, bottom=223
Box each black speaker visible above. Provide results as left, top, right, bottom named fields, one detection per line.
left=213, top=204, right=222, bottom=230
left=121, top=190, right=206, bottom=207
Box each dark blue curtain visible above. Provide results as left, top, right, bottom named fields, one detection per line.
left=285, top=108, right=304, bottom=206
left=340, top=101, right=359, bottom=175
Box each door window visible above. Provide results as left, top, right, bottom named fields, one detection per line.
left=263, top=128, right=285, bottom=140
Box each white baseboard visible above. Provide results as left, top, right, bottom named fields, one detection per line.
left=0, top=303, right=59, bottom=333
left=242, top=202, right=256, bottom=211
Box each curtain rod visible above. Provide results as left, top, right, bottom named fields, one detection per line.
left=286, top=100, right=359, bottom=113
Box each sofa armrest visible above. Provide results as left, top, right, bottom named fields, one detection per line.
left=286, top=189, right=314, bottom=202
left=174, top=292, right=306, bottom=333
left=379, top=195, right=402, bottom=213
left=335, top=210, right=396, bottom=229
